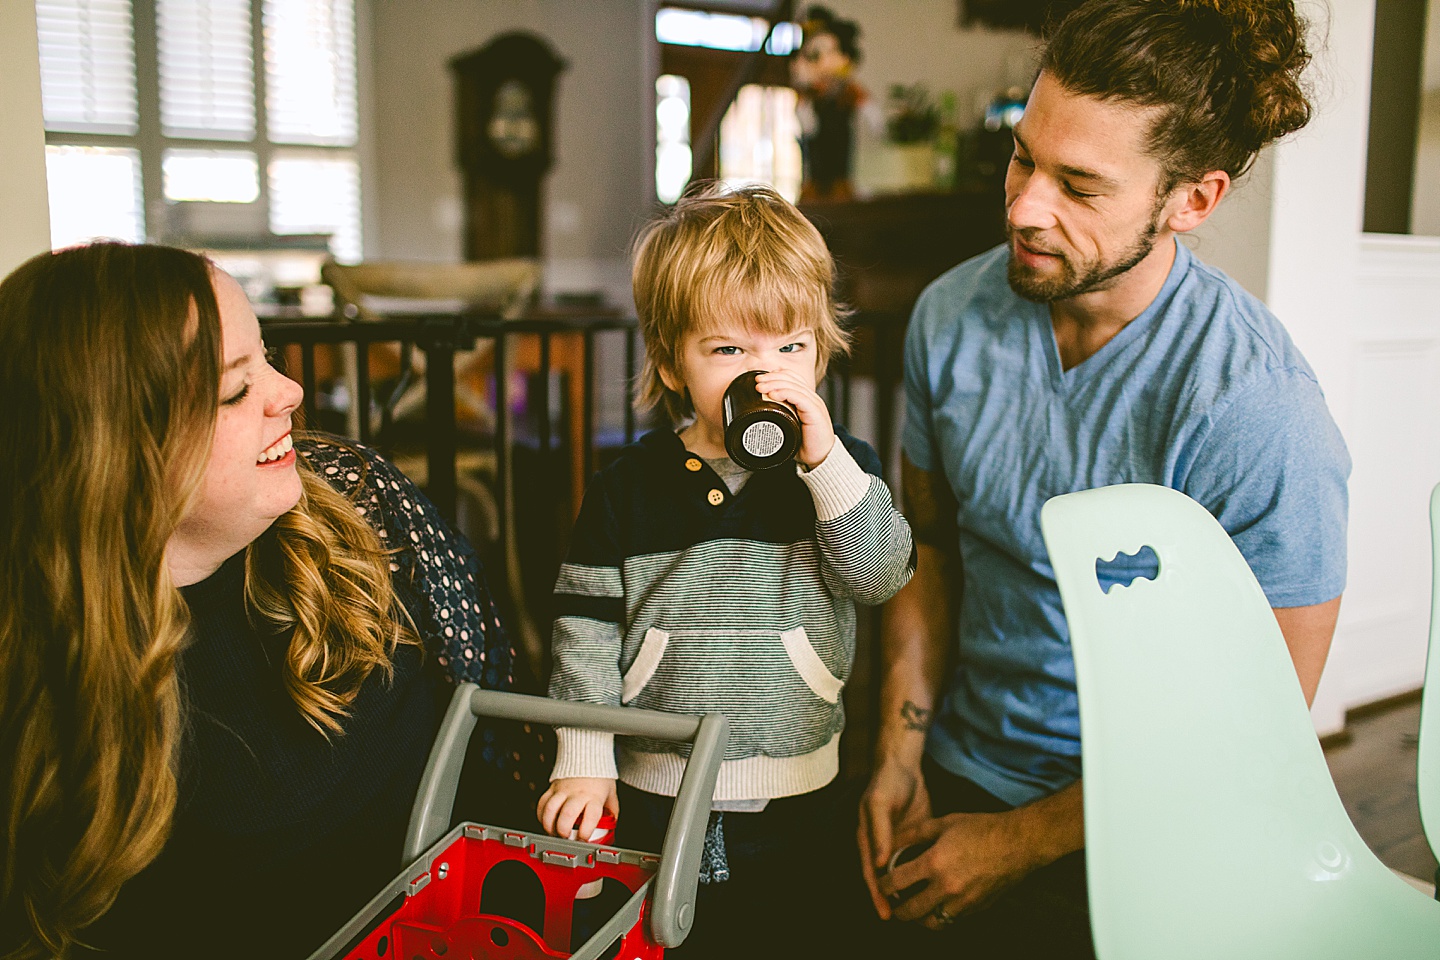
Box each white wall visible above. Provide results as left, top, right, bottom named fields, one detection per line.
left=1183, top=149, right=1276, bottom=301
left=365, top=0, right=1039, bottom=291
left=1234, top=0, right=1440, bottom=735
left=818, top=0, right=1041, bottom=126
left=1326, top=231, right=1440, bottom=733
left=368, top=0, right=650, bottom=304
left=1, top=0, right=52, bottom=277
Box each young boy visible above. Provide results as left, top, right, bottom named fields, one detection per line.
left=539, top=183, right=914, bottom=956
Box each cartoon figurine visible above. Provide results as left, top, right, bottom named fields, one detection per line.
left=790, top=6, right=866, bottom=202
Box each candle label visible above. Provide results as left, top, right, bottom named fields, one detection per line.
left=742, top=420, right=785, bottom=458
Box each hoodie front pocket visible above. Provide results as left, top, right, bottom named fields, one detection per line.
left=780, top=626, right=843, bottom=704
left=621, top=626, right=669, bottom=704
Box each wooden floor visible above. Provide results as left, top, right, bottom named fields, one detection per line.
left=1324, top=695, right=1437, bottom=884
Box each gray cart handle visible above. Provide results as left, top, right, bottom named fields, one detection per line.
left=404, top=685, right=729, bottom=949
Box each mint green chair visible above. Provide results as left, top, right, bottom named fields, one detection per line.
left=1040, top=483, right=1440, bottom=960
left=1421, top=483, right=1440, bottom=877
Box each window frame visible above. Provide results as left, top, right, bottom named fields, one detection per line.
left=653, top=4, right=795, bottom=198
left=39, top=0, right=360, bottom=252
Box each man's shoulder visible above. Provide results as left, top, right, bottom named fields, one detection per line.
left=1170, top=245, right=1308, bottom=374
left=908, top=244, right=1024, bottom=354
left=1156, top=248, right=1340, bottom=458
left=916, top=243, right=1011, bottom=314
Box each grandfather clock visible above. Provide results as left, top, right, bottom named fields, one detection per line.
left=451, top=34, right=565, bottom=261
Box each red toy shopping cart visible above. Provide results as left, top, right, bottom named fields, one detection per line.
left=306, top=686, right=728, bottom=960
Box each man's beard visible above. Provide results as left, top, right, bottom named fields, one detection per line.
left=1006, top=212, right=1162, bottom=304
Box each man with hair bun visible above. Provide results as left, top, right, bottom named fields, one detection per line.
left=855, top=0, right=1349, bottom=956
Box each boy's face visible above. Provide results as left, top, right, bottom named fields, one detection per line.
left=662, top=322, right=820, bottom=458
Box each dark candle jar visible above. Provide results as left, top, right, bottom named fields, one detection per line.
left=882, top=837, right=937, bottom=906
left=722, top=370, right=802, bottom=470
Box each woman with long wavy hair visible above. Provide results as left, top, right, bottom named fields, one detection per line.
left=0, top=243, right=530, bottom=958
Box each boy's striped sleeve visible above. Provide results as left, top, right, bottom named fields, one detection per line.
left=547, top=481, right=625, bottom=780
left=800, top=435, right=915, bottom=606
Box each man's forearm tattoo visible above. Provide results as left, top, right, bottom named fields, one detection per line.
left=901, top=700, right=932, bottom=731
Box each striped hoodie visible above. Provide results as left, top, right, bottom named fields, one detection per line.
left=548, top=427, right=914, bottom=801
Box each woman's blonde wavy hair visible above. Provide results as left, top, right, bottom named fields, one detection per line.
left=0, top=243, right=413, bottom=959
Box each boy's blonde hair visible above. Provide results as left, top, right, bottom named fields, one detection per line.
left=632, top=182, right=851, bottom=423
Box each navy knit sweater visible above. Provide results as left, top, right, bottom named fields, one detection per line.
left=81, top=439, right=516, bottom=959
left=548, top=428, right=914, bottom=802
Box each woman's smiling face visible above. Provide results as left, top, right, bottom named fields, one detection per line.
left=169, top=269, right=304, bottom=573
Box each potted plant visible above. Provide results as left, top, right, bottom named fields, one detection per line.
left=884, top=83, right=941, bottom=190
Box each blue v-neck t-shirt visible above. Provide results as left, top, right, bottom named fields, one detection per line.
left=902, top=240, right=1350, bottom=806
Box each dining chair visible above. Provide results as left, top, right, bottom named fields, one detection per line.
left=1040, top=483, right=1440, bottom=959
left=1421, top=483, right=1440, bottom=886
left=321, top=257, right=541, bottom=436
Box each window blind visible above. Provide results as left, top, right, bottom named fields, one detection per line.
left=157, top=0, right=255, bottom=139
left=36, top=0, right=363, bottom=260
left=262, top=0, right=357, bottom=145
left=36, top=0, right=138, bottom=134
left=269, top=150, right=361, bottom=263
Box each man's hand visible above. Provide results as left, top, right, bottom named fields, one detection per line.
left=877, top=810, right=1039, bottom=930
left=537, top=777, right=618, bottom=840
left=858, top=756, right=933, bottom=918
left=873, top=779, right=1085, bottom=930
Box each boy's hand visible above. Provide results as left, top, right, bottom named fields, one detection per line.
left=537, top=777, right=619, bottom=840
left=753, top=369, right=836, bottom=469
